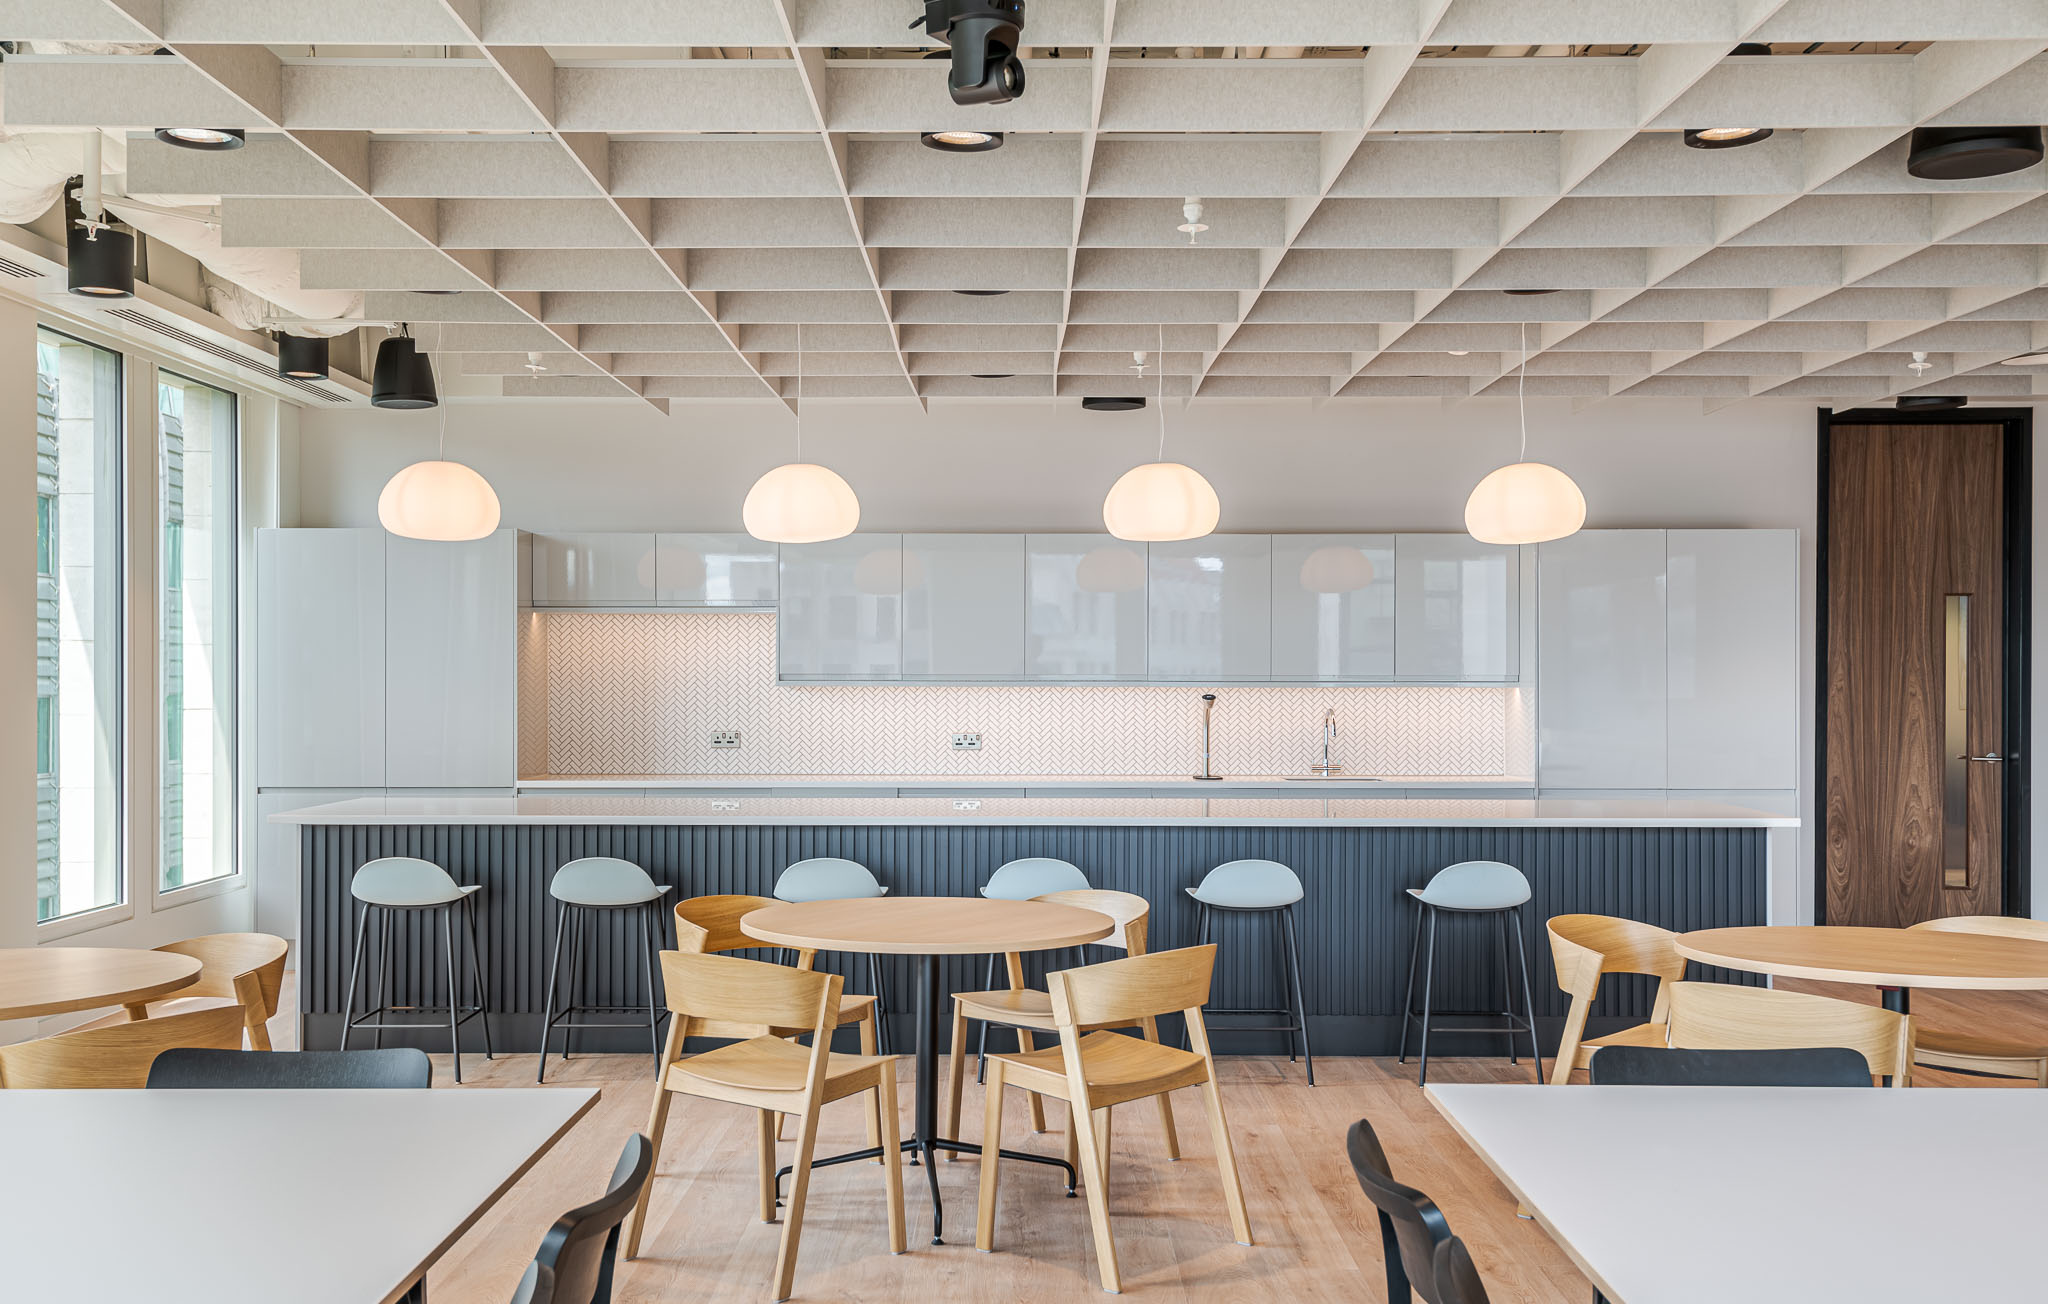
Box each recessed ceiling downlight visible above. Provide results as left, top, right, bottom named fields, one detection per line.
left=1502, top=288, right=1561, bottom=296
left=155, top=127, right=244, bottom=150
left=1999, top=352, right=2048, bottom=366
left=954, top=288, right=1009, bottom=296
left=921, top=130, right=1004, bottom=152
left=1907, top=126, right=2044, bottom=180
left=1896, top=394, right=1967, bottom=411
left=1683, top=127, right=1773, bottom=149
left=1082, top=396, right=1145, bottom=412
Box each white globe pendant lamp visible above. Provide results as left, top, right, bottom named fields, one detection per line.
left=1464, top=322, right=1586, bottom=546
left=744, top=325, right=859, bottom=544
left=376, top=333, right=502, bottom=541
left=1102, top=327, right=1219, bottom=542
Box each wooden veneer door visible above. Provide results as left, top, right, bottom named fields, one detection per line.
left=1825, top=422, right=2004, bottom=926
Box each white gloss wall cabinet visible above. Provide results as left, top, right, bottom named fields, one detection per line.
left=256, top=529, right=385, bottom=786
left=778, top=533, right=904, bottom=680
left=1666, top=529, right=1798, bottom=789
left=1270, top=535, right=1396, bottom=680
left=654, top=533, right=778, bottom=606
left=902, top=534, right=1026, bottom=679
left=1024, top=535, right=1148, bottom=679
left=1394, top=535, right=1518, bottom=680
left=1538, top=530, right=1670, bottom=788
left=253, top=787, right=377, bottom=939
left=1148, top=535, right=1273, bottom=680
left=384, top=531, right=520, bottom=787
left=530, top=532, right=658, bottom=606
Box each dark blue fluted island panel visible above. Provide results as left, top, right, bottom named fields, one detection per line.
left=295, top=819, right=1767, bottom=1056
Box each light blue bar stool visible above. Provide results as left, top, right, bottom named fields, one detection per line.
left=775, top=857, right=894, bottom=1052
left=341, top=856, right=493, bottom=1083
left=538, top=856, right=673, bottom=1083
left=1186, top=858, right=1313, bottom=1084
left=973, top=857, right=1091, bottom=1078
left=1397, top=859, right=1542, bottom=1086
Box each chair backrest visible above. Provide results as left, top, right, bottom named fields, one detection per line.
left=1432, top=1236, right=1493, bottom=1304
left=352, top=856, right=462, bottom=905
left=981, top=857, right=1090, bottom=900
left=508, top=1135, right=654, bottom=1304
left=1667, top=982, right=1913, bottom=1085
left=1047, top=945, right=1214, bottom=1031
left=0, top=1005, right=247, bottom=1089
left=1347, top=1117, right=1454, bottom=1304
left=657, top=949, right=840, bottom=1037
left=673, top=894, right=779, bottom=956
left=1587, top=1045, right=1872, bottom=1088
left=152, top=933, right=289, bottom=1022
left=1910, top=914, right=2048, bottom=942
left=1192, top=859, right=1304, bottom=908
left=1420, top=860, right=1531, bottom=910
left=550, top=857, right=661, bottom=906
left=1034, top=888, right=1151, bottom=954
left=773, top=857, right=886, bottom=902
left=1548, top=914, right=1683, bottom=990
left=147, top=1047, right=433, bottom=1089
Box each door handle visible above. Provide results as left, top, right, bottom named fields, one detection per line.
left=1961, top=754, right=2005, bottom=763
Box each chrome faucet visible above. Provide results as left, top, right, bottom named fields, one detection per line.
left=1192, top=693, right=1221, bottom=780
left=1310, top=708, right=1343, bottom=775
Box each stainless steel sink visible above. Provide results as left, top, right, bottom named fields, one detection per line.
left=1281, top=776, right=1383, bottom=782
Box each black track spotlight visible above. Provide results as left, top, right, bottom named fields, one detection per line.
left=920, top=129, right=1004, bottom=152
left=1082, top=396, right=1145, bottom=412
left=66, top=221, right=134, bottom=298
left=275, top=332, right=329, bottom=380
left=916, top=0, right=1026, bottom=106
left=371, top=328, right=439, bottom=410
left=1684, top=127, right=1774, bottom=149
left=154, top=127, right=244, bottom=151
left=1907, top=126, right=2044, bottom=180
left=1896, top=393, right=1966, bottom=412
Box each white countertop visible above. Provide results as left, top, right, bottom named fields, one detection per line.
left=273, top=793, right=1798, bottom=828
left=517, top=773, right=1535, bottom=791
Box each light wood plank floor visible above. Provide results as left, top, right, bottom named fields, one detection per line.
left=252, top=980, right=2037, bottom=1303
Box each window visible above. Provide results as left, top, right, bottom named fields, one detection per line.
left=36, top=329, right=123, bottom=922
left=158, top=371, right=236, bottom=893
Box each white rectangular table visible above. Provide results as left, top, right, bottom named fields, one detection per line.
left=2, top=1086, right=598, bottom=1304
left=1428, top=1083, right=2047, bottom=1304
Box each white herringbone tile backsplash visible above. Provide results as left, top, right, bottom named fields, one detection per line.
left=531, top=612, right=1520, bottom=778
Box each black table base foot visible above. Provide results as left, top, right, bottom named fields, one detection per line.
left=773, top=1134, right=1080, bottom=1244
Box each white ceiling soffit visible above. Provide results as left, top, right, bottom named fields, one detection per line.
left=8, top=1, right=2048, bottom=411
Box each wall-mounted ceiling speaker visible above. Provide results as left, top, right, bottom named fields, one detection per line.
left=1082, top=396, right=1145, bottom=412
left=1906, top=126, right=2044, bottom=180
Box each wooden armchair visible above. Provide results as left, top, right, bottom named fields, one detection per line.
left=1547, top=914, right=1686, bottom=1085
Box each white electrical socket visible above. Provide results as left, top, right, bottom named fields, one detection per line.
left=951, top=732, right=982, bottom=751
left=952, top=799, right=983, bottom=811
left=710, top=730, right=741, bottom=749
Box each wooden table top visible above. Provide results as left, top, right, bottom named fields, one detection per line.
left=742, top=897, right=1114, bottom=956
left=0, top=947, right=204, bottom=1021
left=1676, top=925, right=2048, bottom=989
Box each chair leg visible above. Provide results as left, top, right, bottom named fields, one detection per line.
left=858, top=1008, right=882, bottom=1161
left=341, top=900, right=370, bottom=1053
left=1416, top=906, right=1439, bottom=1087
left=1511, top=907, right=1545, bottom=1085
left=1496, top=912, right=1517, bottom=1064
left=1069, top=1088, right=1122, bottom=1293
left=876, top=1064, right=907, bottom=1254
left=1184, top=904, right=1211, bottom=1051
left=1200, top=1071, right=1253, bottom=1247
left=975, top=1058, right=1008, bottom=1251
left=945, top=999, right=970, bottom=1161
left=561, top=905, right=587, bottom=1063
left=1093, top=1105, right=1113, bottom=1186
left=441, top=907, right=463, bottom=1084
left=1279, top=906, right=1314, bottom=1087
left=538, top=900, right=569, bottom=1083
left=623, top=1019, right=684, bottom=1261
left=1140, top=1016, right=1181, bottom=1160
left=773, top=1102, right=825, bottom=1302
left=464, top=895, right=494, bottom=1060
left=1017, top=1030, right=1049, bottom=1132
left=1397, top=897, right=1423, bottom=1063
left=374, top=908, right=393, bottom=1051
left=641, top=903, right=662, bottom=1071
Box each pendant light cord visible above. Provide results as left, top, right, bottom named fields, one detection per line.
left=434, top=321, right=447, bottom=460
left=795, top=322, right=803, bottom=462
left=1156, top=322, right=1166, bottom=460
left=1517, top=320, right=1528, bottom=462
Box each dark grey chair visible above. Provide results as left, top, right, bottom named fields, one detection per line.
left=1432, top=1236, right=1493, bottom=1304
left=146, top=1047, right=433, bottom=1089
left=1588, top=1045, right=1872, bottom=1087
left=509, top=1135, right=653, bottom=1304
left=1347, top=1117, right=1457, bottom=1304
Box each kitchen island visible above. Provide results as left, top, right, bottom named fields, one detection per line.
left=276, top=794, right=1796, bottom=1056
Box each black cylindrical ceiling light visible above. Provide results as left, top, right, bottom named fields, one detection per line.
left=1082, top=396, right=1145, bottom=412
left=66, top=222, right=134, bottom=298
left=1907, top=126, right=2044, bottom=180
left=275, top=332, right=329, bottom=380
left=154, top=127, right=245, bottom=151
left=370, top=330, right=438, bottom=409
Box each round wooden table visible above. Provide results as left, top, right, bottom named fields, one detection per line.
left=743, top=897, right=1113, bottom=1245
left=0, top=947, right=203, bottom=1021
left=1675, top=926, right=2048, bottom=1014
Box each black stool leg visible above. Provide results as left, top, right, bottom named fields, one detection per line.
left=975, top=952, right=997, bottom=1084
left=1268, top=909, right=1296, bottom=1064
left=1184, top=903, right=1212, bottom=1050
left=1416, top=905, right=1439, bottom=1087
left=341, top=900, right=370, bottom=1053
left=1511, top=907, right=1544, bottom=1084
left=1495, top=912, right=1518, bottom=1065
left=464, top=895, right=493, bottom=1061
left=442, top=906, right=463, bottom=1083
left=641, top=901, right=662, bottom=1070
left=538, top=900, right=569, bottom=1082
left=1279, top=906, right=1314, bottom=1086
left=1397, top=897, right=1423, bottom=1063
left=562, top=906, right=587, bottom=1063
left=373, top=908, right=393, bottom=1051
left=868, top=953, right=890, bottom=1056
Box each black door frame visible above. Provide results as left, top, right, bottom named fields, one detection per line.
left=1814, top=406, right=2033, bottom=923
